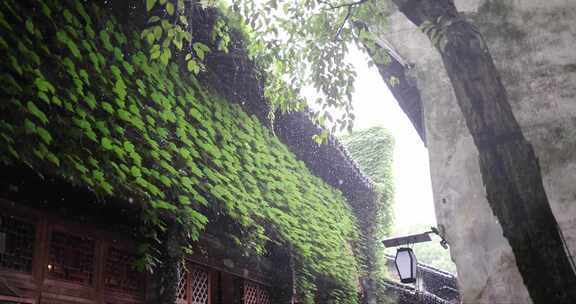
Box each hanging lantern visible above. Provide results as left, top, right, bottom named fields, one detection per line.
left=395, top=247, right=417, bottom=283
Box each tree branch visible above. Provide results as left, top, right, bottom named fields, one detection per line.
left=334, top=5, right=354, bottom=40
left=320, top=0, right=369, bottom=10
left=322, top=0, right=369, bottom=40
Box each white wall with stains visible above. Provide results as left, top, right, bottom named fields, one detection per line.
left=374, top=1, right=576, bottom=302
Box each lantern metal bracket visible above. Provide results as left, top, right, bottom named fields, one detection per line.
left=382, top=226, right=449, bottom=249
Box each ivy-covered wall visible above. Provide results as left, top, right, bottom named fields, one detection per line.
left=340, top=126, right=395, bottom=304
left=0, top=0, right=363, bottom=301
left=341, top=126, right=394, bottom=237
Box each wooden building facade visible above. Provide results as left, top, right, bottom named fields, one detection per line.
left=0, top=196, right=274, bottom=304
left=0, top=185, right=461, bottom=304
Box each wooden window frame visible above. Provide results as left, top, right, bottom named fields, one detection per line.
left=0, top=200, right=148, bottom=304
left=188, top=262, right=212, bottom=304
left=0, top=201, right=275, bottom=304
left=243, top=279, right=271, bottom=304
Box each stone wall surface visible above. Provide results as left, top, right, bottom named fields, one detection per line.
left=375, top=0, right=576, bottom=303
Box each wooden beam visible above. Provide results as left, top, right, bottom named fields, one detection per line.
left=382, top=232, right=432, bottom=248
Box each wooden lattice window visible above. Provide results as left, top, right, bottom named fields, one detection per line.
left=40, top=298, right=82, bottom=304
left=0, top=214, right=35, bottom=273
left=103, top=246, right=144, bottom=294
left=176, top=263, right=189, bottom=304
left=175, top=263, right=210, bottom=304
left=47, top=230, right=95, bottom=285
left=244, top=280, right=271, bottom=304
left=190, top=265, right=209, bottom=304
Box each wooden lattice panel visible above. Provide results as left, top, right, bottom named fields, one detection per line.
left=244, top=280, right=271, bottom=304
left=40, top=298, right=87, bottom=304
left=47, top=230, right=95, bottom=285
left=0, top=214, right=35, bottom=273
left=176, top=263, right=188, bottom=304
left=103, top=246, right=144, bottom=294
left=189, top=265, right=209, bottom=304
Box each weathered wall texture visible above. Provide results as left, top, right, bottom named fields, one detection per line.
left=376, top=0, right=576, bottom=303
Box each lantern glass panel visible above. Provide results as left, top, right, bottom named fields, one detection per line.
left=395, top=248, right=417, bottom=283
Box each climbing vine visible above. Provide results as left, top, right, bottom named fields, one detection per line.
left=341, top=127, right=395, bottom=303
left=143, top=0, right=230, bottom=74
left=0, top=0, right=362, bottom=301
left=341, top=126, right=395, bottom=238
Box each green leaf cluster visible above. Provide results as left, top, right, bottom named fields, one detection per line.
left=215, top=0, right=394, bottom=137
left=0, top=0, right=361, bottom=300
left=143, top=0, right=230, bottom=76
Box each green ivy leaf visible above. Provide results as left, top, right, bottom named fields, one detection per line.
left=101, top=137, right=113, bottom=150
left=166, top=2, right=175, bottom=15
left=51, top=96, right=62, bottom=106
left=123, top=141, right=135, bottom=153
left=153, top=26, right=162, bottom=40
left=93, top=169, right=105, bottom=182
left=36, top=127, right=52, bottom=144
left=153, top=200, right=177, bottom=211
left=99, top=30, right=113, bottom=51
left=145, top=31, right=155, bottom=45
left=34, top=78, right=55, bottom=94
left=102, top=102, right=114, bottom=114
left=38, top=92, right=50, bottom=104
left=173, top=36, right=183, bottom=50
left=179, top=195, right=190, bottom=205
left=85, top=129, right=97, bottom=142
left=148, top=16, right=161, bottom=23
left=159, top=175, right=172, bottom=186
left=179, top=15, right=188, bottom=26
left=187, top=59, right=200, bottom=75
left=74, top=162, right=88, bottom=174
left=25, top=18, right=34, bottom=34
left=24, top=119, right=36, bottom=134
left=193, top=42, right=210, bottom=61
left=131, top=166, right=142, bottom=178
left=39, top=2, right=52, bottom=18
left=160, top=48, right=171, bottom=65
left=146, top=0, right=157, bottom=12
left=150, top=44, right=161, bottom=59
left=27, top=101, right=49, bottom=125
left=85, top=93, right=97, bottom=110
left=45, top=152, right=60, bottom=167
left=186, top=208, right=208, bottom=225
left=100, top=180, right=114, bottom=194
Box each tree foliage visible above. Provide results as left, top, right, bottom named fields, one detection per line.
left=228, top=0, right=396, bottom=141
left=143, top=0, right=393, bottom=143
left=143, top=0, right=231, bottom=75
